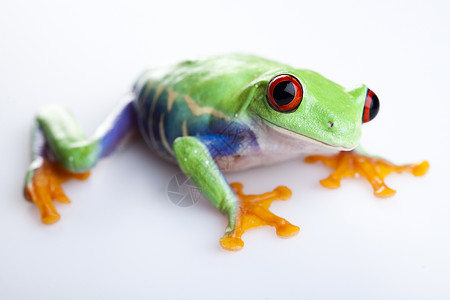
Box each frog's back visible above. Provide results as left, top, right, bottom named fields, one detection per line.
left=132, top=54, right=286, bottom=160
left=134, top=54, right=288, bottom=115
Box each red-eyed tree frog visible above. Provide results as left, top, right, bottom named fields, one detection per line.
left=23, top=54, right=429, bottom=250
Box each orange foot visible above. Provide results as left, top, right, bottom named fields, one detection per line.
left=220, top=183, right=300, bottom=251
left=305, top=151, right=429, bottom=198
left=24, top=158, right=90, bottom=224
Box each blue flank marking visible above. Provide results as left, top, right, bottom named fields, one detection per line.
left=195, top=120, right=258, bottom=157
left=99, top=101, right=137, bottom=158
left=31, top=123, right=48, bottom=160
left=135, top=81, right=258, bottom=159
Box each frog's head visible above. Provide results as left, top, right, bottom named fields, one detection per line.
left=246, top=69, right=379, bottom=150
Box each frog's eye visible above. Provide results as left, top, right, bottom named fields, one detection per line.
left=362, top=89, right=380, bottom=123
left=267, top=74, right=303, bottom=113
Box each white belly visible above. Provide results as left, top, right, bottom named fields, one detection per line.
left=215, top=121, right=339, bottom=172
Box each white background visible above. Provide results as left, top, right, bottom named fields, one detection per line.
left=1, top=0, right=449, bottom=299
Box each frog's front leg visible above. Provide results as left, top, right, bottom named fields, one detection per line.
left=173, top=136, right=299, bottom=251
left=305, top=148, right=429, bottom=197
left=24, top=96, right=137, bottom=223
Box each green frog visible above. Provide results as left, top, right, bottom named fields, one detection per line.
left=24, top=54, right=429, bottom=250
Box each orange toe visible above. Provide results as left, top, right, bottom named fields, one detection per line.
left=25, top=159, right=90, bottom=224
left=305, top=151, right=429, bottom=198
left=220, top=183, right=299, bottom=251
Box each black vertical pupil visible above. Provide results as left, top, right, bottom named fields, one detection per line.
left=273, top=81, right=296, bottom=106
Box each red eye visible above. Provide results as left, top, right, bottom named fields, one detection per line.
left=362, top=88, right=380, bottom=123
left=267, top=74, right=303, bottom=112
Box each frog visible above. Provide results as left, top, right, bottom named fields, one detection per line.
left=23, top=54, right=429, bottom=251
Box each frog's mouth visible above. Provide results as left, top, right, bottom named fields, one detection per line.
left=256, top=115, right=356, bottom=151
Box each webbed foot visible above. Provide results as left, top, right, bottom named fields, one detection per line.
left=24, top=158, right=90, bottom=224
left=220, top=183, right=300, bottom=251
left=305, top=151, right=429, bottom=198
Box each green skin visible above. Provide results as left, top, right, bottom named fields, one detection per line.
left=134, top=54, right=365, bottom=150
left=25, top=54, right=369, bottom=234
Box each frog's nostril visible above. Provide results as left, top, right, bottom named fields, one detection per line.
left=328, top=121, right=334, bottom=128
left=362, top=89, right=379, bottom=123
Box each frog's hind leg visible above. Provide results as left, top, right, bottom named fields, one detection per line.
left=305, top=149, right=429, bottom=197
left=24, top=95, right=138, bottom=223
